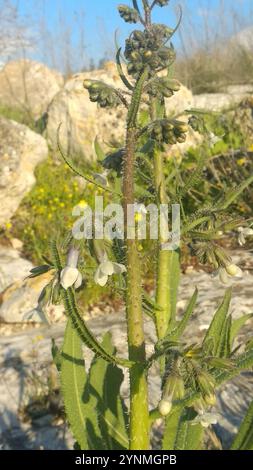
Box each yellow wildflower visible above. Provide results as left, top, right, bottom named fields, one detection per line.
left=78, top=200, right=88, bottom=209
left=237, top=158, right=247, bottom=166
left=135, top=213, right=143, bottom=222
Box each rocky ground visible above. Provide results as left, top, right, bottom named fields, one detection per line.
left=0, top=249, right=253, bottom=450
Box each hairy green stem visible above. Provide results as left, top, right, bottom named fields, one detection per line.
left=123, top=126, right=149, bottom=448
left=153, top=146, right=172, bottom=338
left=142, top=0, right=151, bottom=26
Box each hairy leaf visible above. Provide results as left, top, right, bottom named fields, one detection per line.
left=203, top=288, right=232, bottom=356
left=231, top=400, right=253, bottom=450
left=89, top=333, right=129, bottom=450
left=61, top=319, right=89, bottom=449
left=230, top=314, right=253, bottom=349
left=167, top=288, right=198, bottom=340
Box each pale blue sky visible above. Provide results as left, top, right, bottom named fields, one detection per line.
left=16, top=0, right=253, bottom=71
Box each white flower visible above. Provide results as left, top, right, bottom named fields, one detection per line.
left=94, top=256, right=126, bottom=286
left=214, top=263, right=243, bottom=285
left=191, top=412, right=219, bottom=428
left=225, top=263, right=242, bottom=277
left=208, top=132, right=222, bottom=148
left=158, top=398, right=172, bottom=417
left=60, top=247, right=82, bottom=290
left=60, top=267, right=82, bottom=289
left=237, top=226, right=253, bottom=246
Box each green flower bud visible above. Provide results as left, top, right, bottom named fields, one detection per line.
left=163, top=89, right=174, bottom=98
left=162, top=372, right=185, bottom=402
left=166, top=132, right=177, bottom=145
left=203, top=393, right=217, bottom=407
left=167, top=79, right=181, bottom=92
left=118, top=5, right=139, bottom=23
left=213, top=246, right=232, bottom=268
left=83, top=79, right=93, bottom=89
left=225, top=263, right=240, bottom=276
left=176, top=134, right=187, bottom=143
left=158, top=47, right=173, bottom=61
left=132, top=30, right=145, bottom=42
left=155, top=0, right=170, bottom=6
left=143, top=50, right=153, bottom=60
left=174, top=121, right=188, bottom=133
left=197, top=370, right=215, bottom=395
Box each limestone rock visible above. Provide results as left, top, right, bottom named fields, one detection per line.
left=0, top=60, right=64, bottom=120
left=193, top=85, right=253, bottom=112
left=0, top=117, right=48, bottom=227
left=0, top=270, right=65, bottom=323
left=0, top=246, right=33, bottom=292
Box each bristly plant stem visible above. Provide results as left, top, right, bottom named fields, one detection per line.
left=142, top=0, right=151, bottom=27
left=123, top=93, right=150, bottom=448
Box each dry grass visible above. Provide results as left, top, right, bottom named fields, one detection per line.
left=174, top=0, right=253, bottom=93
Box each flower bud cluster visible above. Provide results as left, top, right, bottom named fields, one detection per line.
left=188, top=115, right=205, bottom=134
left=158, top=371, right=185, bottom=416
left=151, top=119, right=188, bottom=145
left=118, top=4, right=139, bottom=23
left=147, top=77, right=181, bottom=99
left=125, top=25, right=175, bottom=77
left=83, top=80, right=121, bottom=108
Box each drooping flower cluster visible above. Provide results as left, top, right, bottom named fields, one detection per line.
left=118, top=4, right=139, bottom=23
left=151, top=119, right=188, bottom=145
left=83, top=80, right=121, bottom=108
left=147, top=77, right=181, bottom=99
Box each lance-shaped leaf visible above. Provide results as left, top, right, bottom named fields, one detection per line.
left=166, top=288, right=198, bottom=340
left=127, top=68, right=148, bottom=127
left=28, top=264, right=53, bottom=278
left=216, top=314, right=232, bottom=358
left=87, top=333, right=129, bottom=450
left=163, top=408, right=203, bottom=450
left=231, top=400, right=253, bottom=450
left=215, top=173, right=253, bottom=211
left=230, top=313, right=253, bottom=349
left=203, top=288, right=232, bottom=356
left=61, top=319, right=90, bottom=449
left=62, top=287, right=133, bottom=368
left=116, top=48, right=133, bottom=91
left=162, top=408, right=182, bottom=450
